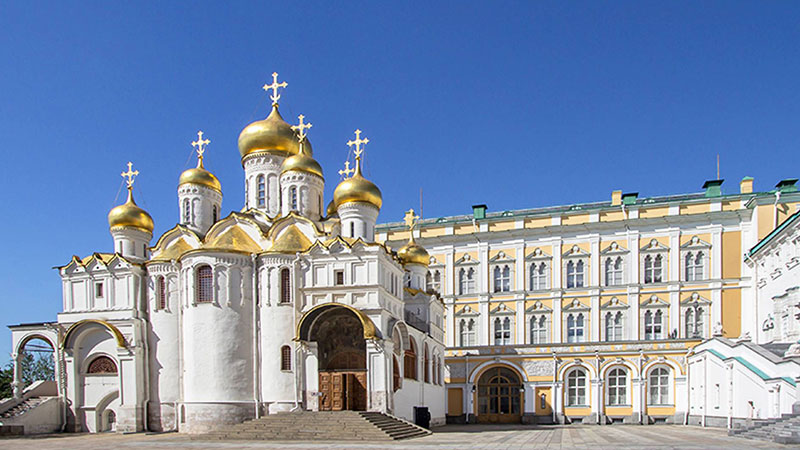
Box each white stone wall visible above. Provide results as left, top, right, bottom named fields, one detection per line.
left=178, top=183, right=222, bottom=236
left=243, top=154, right=283, bottom=215
left=279, top=171, right=324, bottom=220
left=338, top=202, right=379, bottom=241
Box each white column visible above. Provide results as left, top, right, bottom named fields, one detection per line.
left=629, top=292, right=640, bottom=340
left=445, top=248, right=455, bottom=297
left=553, top=294, right=563, bottom=343
left=11, top=352, right=21, bottom=398
left=366, top=339, right=389, bottom=413
left=669, top=232, right=680, bottom=282
left=304, top=342, right=319, bottom=411
left=479, top=244, right=489, bottom=294
left=552, top=239, right=563, bottom=289
left=516, top=299, right=525, bottom=345
left=479, top=298, right=490, bottom=346
left=590, top=237, right=600, bottom=287
left=515, top=244, right=525, bottom=292
left=445, top=301, right=455, bottom=347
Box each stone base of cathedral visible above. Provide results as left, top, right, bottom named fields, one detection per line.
left=181, top=402, right=255, bottom=434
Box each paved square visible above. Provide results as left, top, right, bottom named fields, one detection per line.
left=0, top=425, right=793, bottom=449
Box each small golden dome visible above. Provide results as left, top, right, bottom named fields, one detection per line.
left=325, top=199, right=337, bottom=217
left=280, top=141, right=323, bottom=178
left=238, top=104, right=312, bottom=161
left=397, top=237, right=429, bottom=266
left=108, top=189, right=154, bottom=233
left=179, top=159, right=221, bottom=192
left=333, top=159, right=382, bottom=210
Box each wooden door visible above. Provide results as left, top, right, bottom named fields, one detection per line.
left=319, top=372, right=347, bottom=411
left=351, top=372, right=367, bottom=411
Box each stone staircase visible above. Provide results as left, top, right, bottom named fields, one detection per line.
left=729, top=414, right=800, bottom=445
left=194, top=410, right=431, bottom=441
left=0, top=397, right=45, bottom=419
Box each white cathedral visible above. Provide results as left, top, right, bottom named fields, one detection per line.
left=5, top=75, right=445, bottom=433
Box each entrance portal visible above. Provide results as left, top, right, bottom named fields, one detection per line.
left=309, top=307, right=368, bottom=411
left=477, top=366, right=523, bottom=423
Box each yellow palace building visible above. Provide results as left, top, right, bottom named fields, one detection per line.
left=377, top=177, right=800, bottom=425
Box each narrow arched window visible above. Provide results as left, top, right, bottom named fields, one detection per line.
left=280, top=268, right=291, bottom=304
left=196, top=265, right=213, bottom=303
left=183, top=198, right=191, bottom=223
left=290, top=186, right=298, bottom=210
left=280, top=345, right=292, bottom=371
left=212, top=205, right=218, bottom=223
left=530, top=262, right=548, bottom=290
left=156, top=276, right=167, bottom=310
left=424, top=343, right=430, bottom=383
left=350, top=222, right=355, bottom=237
left=256, top=175, right=266, bottom=207
left=404, top=338, right=417, bottom=380
left=87, top=355, right=118, bottom=374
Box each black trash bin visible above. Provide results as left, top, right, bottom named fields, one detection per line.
left=413, top=406, right=431, bottom=429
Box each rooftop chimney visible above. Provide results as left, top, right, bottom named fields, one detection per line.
left=472, top=204, right=487, bottom=220
left=611, top=190, right=622, bottom=206
left=740, top=177, right=753, bottom=194
left=621, top=192, right=638, bottom=206
left=776, top=178, right=798, bottom=193
left=702, top=179, right=724, bottom=197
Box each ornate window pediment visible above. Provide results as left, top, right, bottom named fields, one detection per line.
left=640, top=294, right=669, bottom=308
left=489, top=250, right=515, bottom=263
left=455, top=305, right=480, bottom=316
left=563, top=244, right=590, bottom=258
left=680, top=292, right=711, bottom=306
left=640, top=238, right=669, bottom=253
left=455, top=253, right=479, bottom=265
left=601, top=296, right=628, bottom=310
left=601, top=241, right=629, bottom=255
left=490, top=303, right=515, bottom=315
left=525, top=247, right=551, bottom=261
left=526, top=300, right=552, bottom=313
left=680, top=235, right=711, bottom=250
left=563, top=298, right=590, bottom=311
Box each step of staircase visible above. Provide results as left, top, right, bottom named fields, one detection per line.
left=193, top=410, right=431, bottom=441
left=732, top=413, right=800, bottom=444
left=0, top=397, right=45, bottom=419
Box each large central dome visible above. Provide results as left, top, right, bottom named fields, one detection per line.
left=238, top=104, right=313, bottom=161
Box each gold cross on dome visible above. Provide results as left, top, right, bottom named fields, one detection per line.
left=191, top=130, right=210, bottom=159
left=338, top=160, right=355, bottom=179
left=121, top=162, right=139, bottom=188
left=346, top=129, right=369, bottom=159
left=262, top=72, right=288, bottom=105
left=404, top=209, right=419, bottom=231
left=291, top=114, right=312, bottom=142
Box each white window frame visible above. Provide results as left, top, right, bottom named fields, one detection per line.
left=565, top=259, right=587, bottom=289
left=565, top=312, right=586, bottom=343
left=529, top=261, right=549, bottom=290
left=643, top=308, right=666, bottom=340
left=606, top=367, right=628, bottom=406
left=604, top=256, right=624, bottom=286
left=458, top=317, right=477, bottom=346
left=648, top=366, right=672, bottom=405
left=529, top=314, right=549, bottom=344
left=458, top=266, right=477, bottom=295
left=566, top=368, right=588, bottom=406
left=604, top=310, right=624, bottom=342
left=493, top=316, right=513, bottom=345
left=492, top=264, right=512, bottom=293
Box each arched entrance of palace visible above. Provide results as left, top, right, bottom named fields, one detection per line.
left=476, top=366, right=523, bottom=423
left=298, top=304, right=378, bottom=411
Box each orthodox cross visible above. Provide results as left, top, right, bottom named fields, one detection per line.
left=291, top=114, right=312, bottom=142
left=338, top=160, right=355, bottom=179
left=262, top=72, right=288, bottom=105
left=346, top=129, right=369, bottom=159
left=121, top=162, right=139, bottom=189
left=404, top=209, right=419, bottom=231
left=191, top=130, right=210, bottom=161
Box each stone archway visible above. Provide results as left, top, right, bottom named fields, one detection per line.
left=299, top=305, right=375, bottom=411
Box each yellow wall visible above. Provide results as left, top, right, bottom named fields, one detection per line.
left=680, top=203, right=709, bottom=215
left=535, top=387, right=553, bottom=415
left=489, top=221, right=516, bottom=232
left=640, top=207, right=670, bottom=219
left=722, top=231, right=741, bottom=279
left=421, top=227, right=446, bottom=238
left=563, top=214, right=590, bottom=225
left=722, top=289, right=742, bottom=337
left=757, top=205, right=774, bottom=240
left=600, top=210, right=625, bottom=222
left=605, top=406, right=633, bottom=416
left=454, top=224, right=475, bottom=235
left=525, top=217, right=551, bottom=229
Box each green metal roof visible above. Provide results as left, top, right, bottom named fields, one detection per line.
left=706, top=348, right=796, bottom=387
left=746, top=210, right=800, bottom=258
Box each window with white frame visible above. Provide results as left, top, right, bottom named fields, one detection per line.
left=684, top=306, right=705, bottom=338
left=566, top=313, right=586, bottom=343
left=644, top=309, right=665, bottom=340
left=459, top=318, right=476, bottom=346
left=289, top=186, right=298, bottom=210
left=493, top=317, right=512, bottom=345
left=605, top=311, right=624, bottom=341
left=183, top=198, right=191, bottom=223
left=530, top=262, right=548, bottom=290
left=530, top=314, right=549, bottom=344
left=195, top=265, right=213, bottom=303
left=493, top=265, right=511, bottom=293
left=684, top=251, right=705, bottom=281
left=566, top=368, right=587, bottom=406
left=458, top=267, right=476, bottom=295
left=607, top=367, right=628, bottom=405
left=605, top=256, right=624, bottom=286
left=648, top=367, right=671, bottom=405
left=256, top=175, right=266, bottom=208
left=426, top=269, right=442, bottom=292
left=566, top=260, right=585, bottom=288
left=644, top=254, right=664, bottom=284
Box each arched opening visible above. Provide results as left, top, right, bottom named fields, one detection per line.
left=13, top=336, right=56, bottom=396
left=302, top=305, right=371, bottom=411
left=477, top=366, right=523, bottom=423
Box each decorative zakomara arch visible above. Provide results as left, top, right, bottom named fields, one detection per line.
left=61, top=319, right=126, bottom=350
left=296, top=303, right=381, bottom=341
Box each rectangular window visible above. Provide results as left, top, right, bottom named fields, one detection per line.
left=334, top=270, right=344, bottom=286
left=493, top=317, right=512, bottom=345
left=95, top=282, right=104, bottom=298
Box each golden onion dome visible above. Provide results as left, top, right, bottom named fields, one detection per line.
left=325, top=199, right=337, bottom=217
left=238, top=104, right=312, bottom=161
left=280, top=141, right=323, bottom=178
left=179, top=158, right=221, bottom=192
left=397, top=237, right=429, bottom=267
left=333, top=159, right=382, bottom=210
left=108, top=188, right=154, bottom=233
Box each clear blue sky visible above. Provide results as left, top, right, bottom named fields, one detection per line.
left=1, top=2, right=799, bottom=363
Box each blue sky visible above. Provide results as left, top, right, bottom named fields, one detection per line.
left=1, top=2, right=799, bottom=363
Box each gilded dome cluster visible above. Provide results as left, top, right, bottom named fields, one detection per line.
left=108, top=189, right=154, bottom=233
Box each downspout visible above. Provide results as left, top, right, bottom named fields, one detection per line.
left=774, top=190, right=782, bottom=229
left=744, top=253, right=759, bottom=343
left=136, top=268, right=151, bottom=432
left=684, top=348, right=691, bottom=426
left=251, top=254, right=261, bottom=419
left=465, top=353, right=470, bottom=423
left=291, top=252, right=303, bottom=411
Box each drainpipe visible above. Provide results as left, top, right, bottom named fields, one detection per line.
left=684, top=348, right=691, bottom=426
left=173, top=259, right=183, bottom=432
left=251, top=254, right=261, bottom=419
left=465, top=353, right=470, bottom=423
left=774, top=191, right=782, bottom=229
left=137, top=315, right=151, bottom=432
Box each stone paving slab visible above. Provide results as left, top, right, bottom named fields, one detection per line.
left=0, top=424, right=793, bottom=449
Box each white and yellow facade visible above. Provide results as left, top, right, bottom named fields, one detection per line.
left=377, top=178, right=800, bottom=424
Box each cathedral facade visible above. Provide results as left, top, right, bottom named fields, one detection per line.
left=7, top=76, right=445, bottom=433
